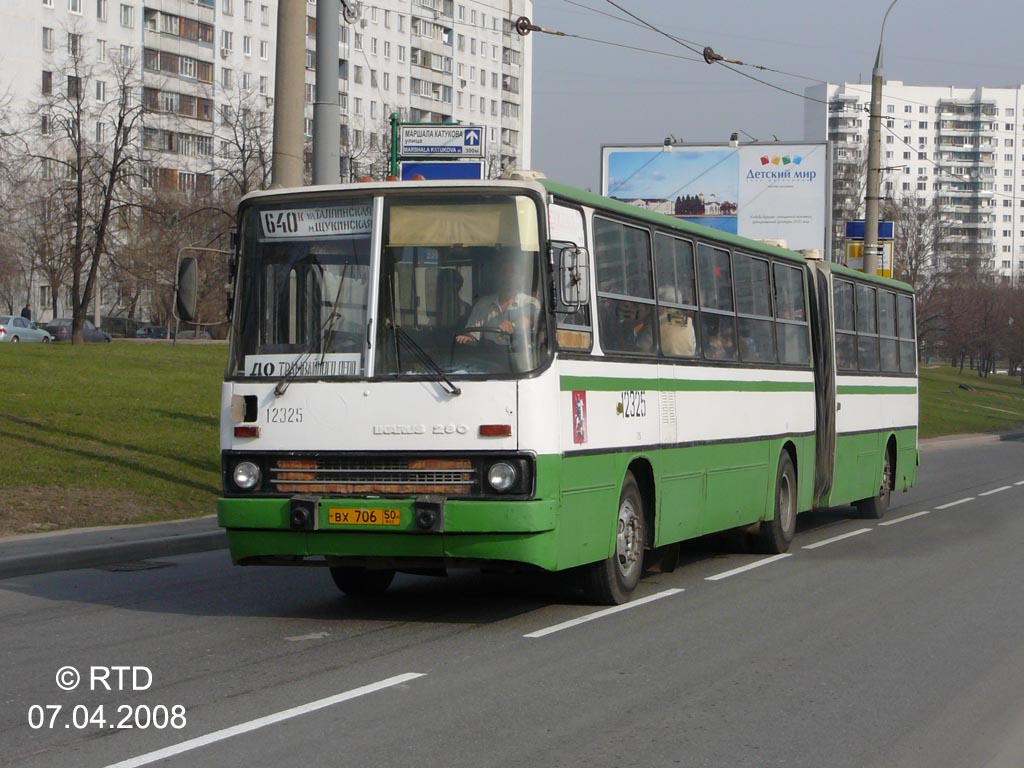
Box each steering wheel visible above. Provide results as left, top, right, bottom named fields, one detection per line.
left=454, top=326, right=513, bottom=344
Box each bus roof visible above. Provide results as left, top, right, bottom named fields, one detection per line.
left=540, top=179, right=915, bottom=293
left=539, top=178, right=807, bottom=266
left=234, top=176, right=914, bottom=294
left=825, top=261, right=914, bottom=293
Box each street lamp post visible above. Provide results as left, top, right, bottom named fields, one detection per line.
left=864, top=0, right=900, bottom=275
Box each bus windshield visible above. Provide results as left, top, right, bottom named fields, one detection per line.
left=229, top=191, right=549, bottom=380
left=375, top=193, right=549, bottom=377
left=230, top=198, right=374, bottom=380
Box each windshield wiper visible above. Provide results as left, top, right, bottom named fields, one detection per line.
left=389, top=321, right=461, bottom=396
left=274, top=262, right=350, bottom=398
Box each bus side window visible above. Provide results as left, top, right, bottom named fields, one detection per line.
left=697, top=243, right=736, bottom=361
left=897, top=294, right=917, bottom=373
left=833, top=279, right=857, bottom=371
left=773, top=263, right=810, bottom=365
left=734, top=252, right=775, bottom=363
left=595, top=216, right=655, bottom=355
left=878, top=290, right=899, bottom=372
left=856, top=283, right=879, bottom=371
left=654, top=233, right=698, bottom=357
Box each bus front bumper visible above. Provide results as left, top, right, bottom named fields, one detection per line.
left=217, top=496, right=560, bottom=570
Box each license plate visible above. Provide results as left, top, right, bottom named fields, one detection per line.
left=327, top=508, right=401, bottom=526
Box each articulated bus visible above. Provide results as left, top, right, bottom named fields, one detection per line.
left=187, top=173, right=918, bottom=604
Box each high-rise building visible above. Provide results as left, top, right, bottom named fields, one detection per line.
left=805, top=80, right=1024, bottom=280
left=310, top=0, right=533, bottom=179
left=0, top=0, right=533, bottom=322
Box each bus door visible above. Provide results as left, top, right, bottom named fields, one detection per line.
left=807, top=262, right=836, bottom=506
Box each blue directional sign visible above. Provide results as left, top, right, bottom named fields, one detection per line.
left=400, top=161, right=485, bottom=180
left=399, top=124, right=486, bottom=159
left=845, top=220, right=894, bottom=240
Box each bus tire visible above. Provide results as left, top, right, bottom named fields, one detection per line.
left=582, top=471, right=646, bottom=605
left=754, top=451, right=797, bottom=554
left=856, top=445, right=893, bottom=520
left=329, top=566, right=396, bottom=597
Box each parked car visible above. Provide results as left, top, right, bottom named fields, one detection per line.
left=43, top=318, right=112, bottom=343
left=135, top=325, right=175, bottom=339
left=0, top=315, right=54, bottom=343
left=176, top=329, right=213, bottom=340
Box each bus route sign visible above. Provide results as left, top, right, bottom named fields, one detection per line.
left=399, top=125, right=485, bottom=158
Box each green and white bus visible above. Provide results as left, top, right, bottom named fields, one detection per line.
left=191, top=173, right=918, bottom=604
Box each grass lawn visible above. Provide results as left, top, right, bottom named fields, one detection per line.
left=919, top=363, right=1024, bottom=438
left=0, top=342, right=224, bottom=536
left=2, top=342, right=1023, bottom=536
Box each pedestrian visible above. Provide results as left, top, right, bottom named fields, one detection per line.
left=20, top=302, right=31, bottom=321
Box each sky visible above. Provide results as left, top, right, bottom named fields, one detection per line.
left=530, top=0, right=1024, bottom=192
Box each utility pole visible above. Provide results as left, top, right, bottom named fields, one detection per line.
left=271, top=0, right=306, bottom=188
left=864, top=0, right=900, bottom=275
left=313, top=0, right=340, bottom=184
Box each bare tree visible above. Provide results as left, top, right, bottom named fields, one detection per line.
left=882, top=194, right=943, bottom=350
left=215, top=87, right=273, bottom=199
left=28, top=42, right=144, bottom=343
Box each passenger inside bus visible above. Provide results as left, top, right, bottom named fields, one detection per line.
left=657, top=286, right=696, bottom=356
left=598, top=299, right=654, bottom=354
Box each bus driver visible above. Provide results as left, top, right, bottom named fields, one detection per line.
left=456, top=252, right=540, bottom=344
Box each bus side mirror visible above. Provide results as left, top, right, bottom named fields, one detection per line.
left=176, top=256, right=198, bottom=323
left=559, top=246, right=590, bottom=309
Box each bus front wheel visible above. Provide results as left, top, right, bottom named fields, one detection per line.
left=753, top=451, right=797, bottom=554
left=329, top=567, right=396, bottom=597
left=582, top=471, right=646, bottom=605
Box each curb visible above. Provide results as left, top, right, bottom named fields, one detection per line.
left=0, top=529, right=227, bottom=581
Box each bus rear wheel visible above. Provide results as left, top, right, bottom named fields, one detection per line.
left=329, top=566, right=396, bottom=597
left=753, top=452, right=797, bottom=554
left=856, top=446, right=893, bottom=520
left=582, top=471, right=646, bottom=605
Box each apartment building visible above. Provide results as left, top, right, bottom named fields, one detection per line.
left=0, top=0, right=532, bottom=322
left=307, top=0, right=532, bottom=178
left=805, top=81, right=1024, bottom=280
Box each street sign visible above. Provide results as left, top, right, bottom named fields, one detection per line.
left=400, top=161, right=485, bottom=180
left=399, top=125, right=485, bottom=158
left=845, top=220, right=894, bottom=240
left=846, top=241, right=893, bottom=278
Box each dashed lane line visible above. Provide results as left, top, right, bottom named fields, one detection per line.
left=878, top=510, right=932, bottom=527
left=103, top=673, right=426, bottom=768
left=705, top=554, right=791, bottom=581
left=802, top=528, right=872, bottom=550
left=935, top=497, right=974, bottom=510
left=524, top=588, right=684, bottom=638
left=979, top=485, right=1013, bottom=496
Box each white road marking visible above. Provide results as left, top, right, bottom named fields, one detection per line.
left=935, top=497, right=974, bottom=510
left=802, top=528, right=872, bottom=550
left=524, top=588, right=684, bottom=638
left=285, top=632, right=330, bottom=642
left=102, top=673, right=426, bottom=768
left=979, top=486, right=1012, bottom=496
left=878, top=510, right=932, bottom=527
left=1015, top=481, right=1024, bottom=486
left=705, top=554, right=791, bottom=581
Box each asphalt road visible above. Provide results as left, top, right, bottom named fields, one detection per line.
left=3, top=434, right=1024, bottom=768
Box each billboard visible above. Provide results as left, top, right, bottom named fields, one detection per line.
left=601, top=142, right=829, bottom=253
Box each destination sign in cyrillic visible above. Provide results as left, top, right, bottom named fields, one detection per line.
left=258, top=204, right=372, bottom=240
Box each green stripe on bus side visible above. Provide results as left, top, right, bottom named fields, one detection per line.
left=560, top=376, right=814, bottom=393
left=837, top=384, right=917, bottom=395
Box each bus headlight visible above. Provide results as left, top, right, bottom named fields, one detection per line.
left=233, top=461, right=262, bottom=490
left=486, top=462, right=518, bottom=492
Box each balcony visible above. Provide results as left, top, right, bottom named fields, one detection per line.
left=828, top=117, right=862, bottom=132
